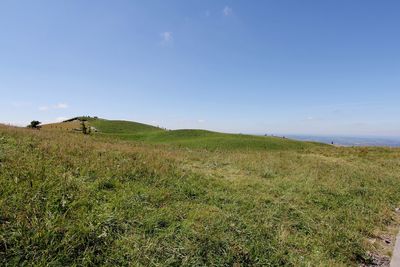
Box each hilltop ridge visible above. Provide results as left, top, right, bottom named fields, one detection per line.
left=43, top=116, right=163, bottom=134
left=41, top=116, right=325, bottom=151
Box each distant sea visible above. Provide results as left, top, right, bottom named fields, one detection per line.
left=285, top=135, right=400, bottom=147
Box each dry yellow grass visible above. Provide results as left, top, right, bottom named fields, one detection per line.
left=42, top=120, right=82, bottom=132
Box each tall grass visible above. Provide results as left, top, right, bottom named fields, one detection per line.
left=1, top=125, right=399, bottom=266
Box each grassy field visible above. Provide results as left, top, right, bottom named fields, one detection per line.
left=1, top=119, right=400, bottom=266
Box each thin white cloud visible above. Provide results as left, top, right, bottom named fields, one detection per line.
left=54, top=103, right=68, bottom=109
left=160, top=31, right=173, bottom=45
left=11, top=101, right=31, bottom=108
left=197, top=119, right=205, bottom=123
left=205, top=10, right=211, bottom=17
left=223, top=6, right=233, bottom=16
left=39, top=103, right=69, bottom=111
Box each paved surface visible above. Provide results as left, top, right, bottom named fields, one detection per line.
left=391, top=232, right=400, bottom=267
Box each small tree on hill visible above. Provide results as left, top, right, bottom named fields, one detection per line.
left=28, top=120, right=41, bottom=129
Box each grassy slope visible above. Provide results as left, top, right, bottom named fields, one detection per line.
left=88, top=118, right=163, bottom=134
left=1, top=124, right=400, bottom=266
left=41, top=120, right=82, bottom=131
left=79, top=118, right=323, bottom=151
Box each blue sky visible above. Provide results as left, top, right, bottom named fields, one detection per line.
left=1, top=0, right=399, bottom=136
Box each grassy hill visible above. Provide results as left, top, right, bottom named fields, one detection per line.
left=44, top=117, right=324, bottom=151
left=87, top=118, right=163, bottom=134
left=43, top=117, right=162, bottom=134
left=2, top=120, right=399, bottom=266
left=115, top=129, right=323, bottom=151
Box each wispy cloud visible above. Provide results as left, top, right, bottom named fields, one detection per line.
left=39, top=103, right=69, bottom=111
left=160, top=31, right=173, bottom=46
left=303, top=116, right=324, bottom=122
left=223, top=6, right=233, bottom=16
left=11, top=101, right=31, bottom=108
left=197, top=119, right=205, bottom=123
left=312, top=101, right=386, bottom=110
left=54, top=103, right=68, bottom=109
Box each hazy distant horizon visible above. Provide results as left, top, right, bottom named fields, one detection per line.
left=285, top=134, right=400, bottom=147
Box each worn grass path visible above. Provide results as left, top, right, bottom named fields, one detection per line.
left=391, top=230, right=400, bottom=266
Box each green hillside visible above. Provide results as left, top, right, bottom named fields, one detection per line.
left=86, top=117, right=163, bottom=134
left=68, top=117, right=322, bottom=151
left=1, top=124, right=399, bottom=266
left=112, top=129, right=324, bottom=151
